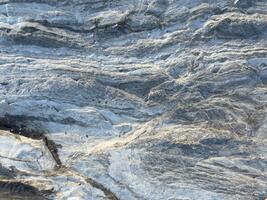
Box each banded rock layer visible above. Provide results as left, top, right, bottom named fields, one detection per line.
left=0, top=0, right=267, bottom=199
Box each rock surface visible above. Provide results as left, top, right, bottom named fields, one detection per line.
left=0, top=0, right=267, bottom=199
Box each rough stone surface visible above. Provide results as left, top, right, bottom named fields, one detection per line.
left=0, top=0, right=267, bottom=199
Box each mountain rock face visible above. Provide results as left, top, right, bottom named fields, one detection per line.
left=0, top=0, right=267, bottom=199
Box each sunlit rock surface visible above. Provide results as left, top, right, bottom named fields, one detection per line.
left=0, top=0, right=267, bottom=199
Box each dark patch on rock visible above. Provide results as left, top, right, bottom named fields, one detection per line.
left=0, top=181, right=50, bottom=200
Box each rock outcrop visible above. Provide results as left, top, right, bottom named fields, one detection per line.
left=0, top=0, right=266, bottom=199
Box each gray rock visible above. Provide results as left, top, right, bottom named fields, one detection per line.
left=234, top=0, right=253, bottom=8
left=0, top=0, right=266, bottom=200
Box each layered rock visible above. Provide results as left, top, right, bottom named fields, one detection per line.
left=0, top=0, right=266, bottom=199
